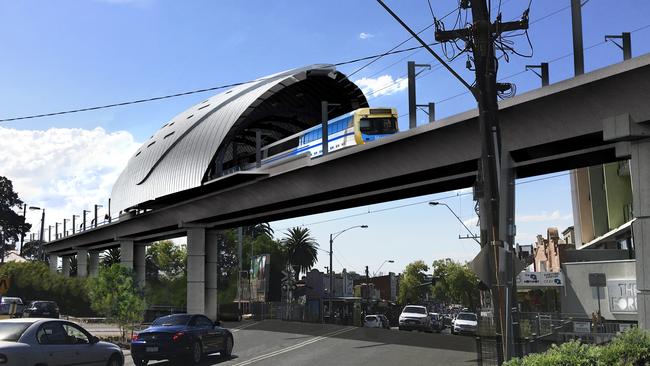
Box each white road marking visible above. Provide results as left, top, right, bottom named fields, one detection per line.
left=230, top=322, right=259, bottom=332
left=230, top=326, right=356, bottom=366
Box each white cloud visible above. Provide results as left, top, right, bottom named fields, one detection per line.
left=0, top=126, right=140, bottom=237
left=463, top=216, right=479, bottom=228
left=518, top=210, right=572, bottom=223
left=355, top=75, right=408, bottom=97
left=359, top=32, right=375, bottom=40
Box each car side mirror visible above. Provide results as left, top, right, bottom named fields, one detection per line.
left=213, top=320, right=221, bottom=327
left=90, top=336, right=99, bottom=344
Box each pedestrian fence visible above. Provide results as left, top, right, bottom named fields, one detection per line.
left=475, top=312, right=637, bottom=365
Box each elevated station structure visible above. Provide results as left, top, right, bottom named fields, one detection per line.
left=45, top=56, right=650, bottom=324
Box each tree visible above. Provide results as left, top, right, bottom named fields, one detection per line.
left=398, top=260, right=430, bottom=305
left=0, top=176, right=31, bottom=253
left=146, top=240, right=187, bottom=278
left=86, top=264, right=145, bottom=340
left=101, top=248, right=121, bottom=266
left=281, top=227, right=319, bottom=280
left=431, top=259, right=480, bottom=310
left=21, top=240, right=47, bottom=262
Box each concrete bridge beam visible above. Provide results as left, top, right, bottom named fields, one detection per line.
left=120, top=240, right=134, bottom=269
left=77, top=249, right=88, bottom=277
left=89, top=251, right=100, bottom=277
left=205, top=230, right=219, bottom=321
left=62, top=256, right=71, bottom=277
left=49, top=254, right=58, bottom=273
left=631, top=137, right=650, bottom=328
left=187, top=228, right=206, bottom=315
left=134, top=245, right=146, bottom=289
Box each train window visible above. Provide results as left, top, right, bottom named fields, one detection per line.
left=359, top=118, right=397, bottom=135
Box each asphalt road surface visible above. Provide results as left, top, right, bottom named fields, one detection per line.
left=123, top=320, right=477, bottom=366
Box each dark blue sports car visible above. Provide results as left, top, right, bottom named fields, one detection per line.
left=130, top=314, right=234, bottom=365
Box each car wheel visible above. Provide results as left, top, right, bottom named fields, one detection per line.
left=191, top=340, right=203, bottom=364
left=222, top=335, right=234, bottom=358
left=107, top=354, right=123, bottom=366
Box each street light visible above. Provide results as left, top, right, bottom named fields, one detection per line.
left=328, top=224, right=368, bottom=323
left=373, top=259, right=395, bottom=277
left=429, top=201, right=480, bottom=244
left=82, top=210, right=90, bottom=231
left=72, top=215, right=79, bottom=234
left=29, top=206, right=45, bottom=260
left=94, top=204, right=103, bottom=228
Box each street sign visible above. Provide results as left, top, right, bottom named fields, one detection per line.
left=589, top=273, right=606, bottom=287
left=0, top=277, right=10, bottom=295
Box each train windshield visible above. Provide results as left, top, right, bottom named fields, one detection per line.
left=359, top=118, right=397, bottom=135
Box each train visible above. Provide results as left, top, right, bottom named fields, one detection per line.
left=261, top=107, right=399, bottom=166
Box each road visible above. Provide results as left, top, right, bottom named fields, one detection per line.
left=123, top=320, right=477, bottom=366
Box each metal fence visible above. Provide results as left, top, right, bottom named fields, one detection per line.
left=475, top=312, right=637, bottom=365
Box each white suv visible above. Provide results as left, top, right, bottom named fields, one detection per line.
left=398, top=305, right=431, bottom=332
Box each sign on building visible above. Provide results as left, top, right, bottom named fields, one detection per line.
left=516, top=272, right=564, bottom=287
left=250, top=254, right=270, bottom=302
left=607, top=279, right=637, bottom=314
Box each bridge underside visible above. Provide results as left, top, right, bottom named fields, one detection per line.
left=45, top=55, right=650, bottom=321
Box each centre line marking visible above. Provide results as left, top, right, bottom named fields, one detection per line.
left=231, top=326, right=356, bottom=366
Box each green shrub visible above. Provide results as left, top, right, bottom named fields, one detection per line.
left=0, top=261, right=94, bottom=316
left=598, top=327, right=650, bottom=365
left=504, top=340, right=601, bottom=366
left=505, top=328, right=650, bottom=366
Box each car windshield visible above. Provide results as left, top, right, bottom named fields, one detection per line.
left=457, top=313, right=477, bottom=321
left=365, top=316, right=377, bottom=321
left=0, top=323, right=30, bottom=341
left=1, top=298, right=21, bottom=304
left=152, top=315, right=191, bottom=326
left=403, top=306, right=426, bottom=314
left=359, top=118, right=397, bottom=135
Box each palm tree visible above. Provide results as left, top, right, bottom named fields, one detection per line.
left=282, top=227, right=319, bottom=280
left=102, top=248, right=121, bottom=267
left=244, top=222, right=274, bottom=239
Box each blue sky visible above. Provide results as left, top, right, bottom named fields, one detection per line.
left=1, top=0, right=649, bottom=274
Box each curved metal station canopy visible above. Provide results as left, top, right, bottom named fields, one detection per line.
left=111, top=64, right=368, bottom=216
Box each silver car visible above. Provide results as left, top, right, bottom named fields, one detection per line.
left=0, top=318, right=124, bottom=366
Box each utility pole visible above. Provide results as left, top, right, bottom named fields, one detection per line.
left=570, top=0, right=585, bottom=75
left=329, top=233, right=333, bottom=323
left=19, top=204, right=27, bottom=257
left=434, top=1, right=528, bottom=361
left=365, top=265, right=370, bottom=314
left=407, top=61, right=432, bottom=129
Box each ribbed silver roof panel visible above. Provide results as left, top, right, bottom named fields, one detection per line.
left=111, top=64, right=366, bottom=215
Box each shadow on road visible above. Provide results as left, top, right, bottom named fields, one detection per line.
left=227, top=320, right=476, bottom=353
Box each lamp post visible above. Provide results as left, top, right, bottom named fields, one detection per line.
left=82, top=210, right=90, bottom=231
left=72, top=215, right=79, bottom=234
left=373, top=259, right=395, bottom=277
left=94, top=204, right=103, bottom=228
left=328, top=225, right=368, bottom=323
left=19, top=204, right=28, bottom=257
left=429, top=201, right=480, bottom=244
left=29, top=207, right=45, bottom=260
left=63, top=219, right=70, bottom=237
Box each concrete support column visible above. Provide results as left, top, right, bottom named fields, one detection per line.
left=205, top=230, right=219, bottom=320
left=89, top=251, right=100, bottom=277
left=187, top=228, right=206, bottom=315
left=134, top=245, right=146, bottom=289
left=77, top=249, right=88, bottom=277
left=48, top=254, right=58, bottom=273
left=120, top=240, right=134, bottom=269
left=632, top=138, right=650, bottom=328
left=62, top=257, right=71, bottom=277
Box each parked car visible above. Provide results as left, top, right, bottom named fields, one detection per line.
left=0, top=297, right=24, bottom=317
left=429, top=312, right=444, bottom=333
left=452, top=312, right=478, bottom=335
left=398, top=305, right=431, bottom=332
left=364, top=314, right=391, bottom=329
left=377, top=314, right=391, bottom=329
left=0, top=318, right=123, bottom=366
left=131, top=313, right=234, bottom=365
left=22, top=300, right=60, bottom=319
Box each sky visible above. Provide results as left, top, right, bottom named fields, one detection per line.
left=1, top=0, right=649, bottom=275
